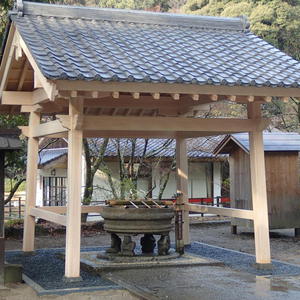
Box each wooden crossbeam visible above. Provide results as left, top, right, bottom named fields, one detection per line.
left=30, top=207, right=67, bottom=226
left=186, top=204, right=254, bottom=220
left=2, top=91, right=32, bottom=105
left=80, top=116, right=269, bottom=133
left=2, top=89, right=48, bottom=106
left=31, top=120, right=68, bottom=138
left=38, top=205, right=104, bottom=214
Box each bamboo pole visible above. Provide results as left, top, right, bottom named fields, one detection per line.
left=106, top=200, right=174, bottom=206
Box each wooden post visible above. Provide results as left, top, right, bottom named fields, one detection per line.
left=23, top=112, right=40, bottom=252
left=248, top=103, right=271, bottom=267
left=0, top=152, right=5, bottom=287
left=175, top=138, right=190, bottom=250
left=64, top=98, right=83, bottom=280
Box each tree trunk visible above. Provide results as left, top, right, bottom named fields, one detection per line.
left=4, top=178, right=25, bottom=205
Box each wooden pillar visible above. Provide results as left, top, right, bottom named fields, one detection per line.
left=23, top=112, right=40, bottom=252
left=175, top=137, right=190, bottom=250
left=248, top=103, right=271, bottom=266
left=64, top=98, right=83, bottom=280
left=0, top=152, right=5, bottom=286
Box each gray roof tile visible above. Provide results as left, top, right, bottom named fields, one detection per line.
left=39, top=137, right=225, bottom=165
left=8, top=2, right=300, bottom=87
left=217, top=132, right=300, bottom=153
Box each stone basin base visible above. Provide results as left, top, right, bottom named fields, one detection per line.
left=79, top=251, right=223, bottom=273
left=97, top=249, right=179, bottom=263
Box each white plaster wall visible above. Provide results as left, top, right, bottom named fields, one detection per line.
left=37, top=160, right=223, bottom=204
left=152, top=162, right=211, bottom=200
left=213, top=162, right=222, bottom=201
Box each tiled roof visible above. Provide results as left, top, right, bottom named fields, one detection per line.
left=8, top=1, right=300, bottom=88
left=102, top=137, right=224, bottom=158
left=0, top=129, right=22, bottom=150
left=216, top=132, right=300, bottom=153
left=39, top=148, right=67, bottom=166
left=39, top=137, right=225, bottom=166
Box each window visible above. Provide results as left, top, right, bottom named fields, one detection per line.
left=43, top=177, right=67, bottom=206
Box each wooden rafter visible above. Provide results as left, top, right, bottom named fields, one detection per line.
left=15, top=30, right=57, bottom=101
left=0, top=25, right=16, bottom=97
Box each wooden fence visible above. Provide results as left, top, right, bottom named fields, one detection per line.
left=4, top=192, right=26, bottom=220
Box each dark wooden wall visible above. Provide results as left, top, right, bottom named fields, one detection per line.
left=230, top=148, right=300, bottom=229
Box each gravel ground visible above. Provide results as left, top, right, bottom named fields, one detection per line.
left=5, top=247, right=117, bottom=290
left=187, top=242, right=300, bottom=276
left=5, top=220, right=300, bottom=265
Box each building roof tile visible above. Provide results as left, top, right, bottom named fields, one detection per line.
left=8, top=1, right=300, bottom=88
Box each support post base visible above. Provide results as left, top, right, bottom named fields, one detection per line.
left=254, top=263, right=273, bottom=270
left=62, top=276, right=83, bottom=283
left=4, top=264, right=23, bottom=284
left=23, top=251, right=35, bottom=256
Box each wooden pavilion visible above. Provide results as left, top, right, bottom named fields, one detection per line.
left=1, top=1, right=300, bottom=280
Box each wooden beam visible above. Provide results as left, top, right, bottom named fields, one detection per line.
left=191, top=94, right=199, bottom=101
left=132, top=92, right=140, bottom=99
left=186, top=204, right=254, bottom=219
left=264, top=96, right=272, bottom=102
left=17, top=60, right=29, bottom=91
left=227, top=95, right=236, bottom=102
left=281, top=96, right=289, bottom=103
left=32, top=88, right=49, bottom=104
left=39, top=205, right=104, bottom=214
left=23, top=112, right=40, bottom=252
left=171, top=93, right=180, bottom=100
left=31, top=120, right=68, bottom=138
left=16, top=30, right=57, bottom=101
left=210, top=94, right=218, bottom=101
left=81, top=205, right=104, bottom=214
left=248, top=102, right=271, bottom=265
left=18, top=126, right=29, bottom=137
left=56, top=81, right=300, bottom=97
left=248, top=95, right=255, bottom=102
left=112, top=91, right=119, bottom=99
left=20, top=104, right=43, bottom=113
left=2, top=89, right=48, bottom=106
left=34, top=71, right=43, bottom=89
left=176, top=138, right=190, bottom=250
left=151, top=93, right=160, bottom=100
left=0, top=25, right=16, bottom=97
left=2, top=91, right=32, bottom=105
left=30, top=207, right=67, bottom=226
left=70, top=91, right=77, bottom=98
left=81, top=116, right=269, bottom=133
left=65, top=98, right=83, bottom=279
